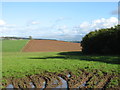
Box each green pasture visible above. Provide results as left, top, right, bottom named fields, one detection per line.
left=2, top=40, right=29, bottom=52
left=2, top=52, right=119, bottom=78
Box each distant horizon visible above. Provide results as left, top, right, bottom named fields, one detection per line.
left=0, top=35, right=83, bottom=41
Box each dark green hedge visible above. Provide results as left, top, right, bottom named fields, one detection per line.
left=81, top=25, right=120, bottom=54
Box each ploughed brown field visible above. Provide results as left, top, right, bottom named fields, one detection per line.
left=22, top=40, right=82, bottom=52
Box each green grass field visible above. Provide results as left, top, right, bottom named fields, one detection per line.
left=2, top=40, right=120, bottom=88
left=2, top=40, right=29, bottom=52
left=2, top=52, right=120, bottom=78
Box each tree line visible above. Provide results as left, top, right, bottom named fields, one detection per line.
left=81, top=25, right=120, bottom=55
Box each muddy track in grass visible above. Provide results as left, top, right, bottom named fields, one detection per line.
left=2, top=70, right=119, bottom=89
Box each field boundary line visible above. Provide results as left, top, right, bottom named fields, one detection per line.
left=20, top=40, right=31, bottom=52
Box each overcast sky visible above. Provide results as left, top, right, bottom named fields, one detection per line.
left=0, top=2, right=118, bottom=41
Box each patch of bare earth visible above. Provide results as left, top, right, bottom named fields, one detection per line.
left=2, top=70, right=119, bottom=89
left=22, top=40, right=82, bottom=52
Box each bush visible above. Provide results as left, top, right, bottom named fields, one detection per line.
left=81, top=25, right=120, bottom=55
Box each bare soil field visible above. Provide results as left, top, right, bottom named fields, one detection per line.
left=22, top=40, right=82, bottom=52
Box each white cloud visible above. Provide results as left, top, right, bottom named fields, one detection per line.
left=26, top=20, right=40, bottom=26
left=0, top=20, right=6, bottom=26
left=92, top=17, right=118, bottom=28
left=52, top=25, right=79, bottom=35
left=80, top=22, right=90, bottom=29
left=76, top=17, right=118, bottom=34
left=31, top=21, right=40, bottom=25
left=0, top=17, right=118, bottom=41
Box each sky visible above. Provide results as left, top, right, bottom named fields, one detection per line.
left=0, top=2, right=119, bottom=41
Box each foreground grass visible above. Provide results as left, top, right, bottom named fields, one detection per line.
left=2, top=40, right=29, bottom=52
left=2, top=52, right=119, bottom=78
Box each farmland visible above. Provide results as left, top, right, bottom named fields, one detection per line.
left=2, top=40, right=29, bottom=52
left=22, top=40, right=81, bottom=52
left=2, top=40, right=120, bottom=88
